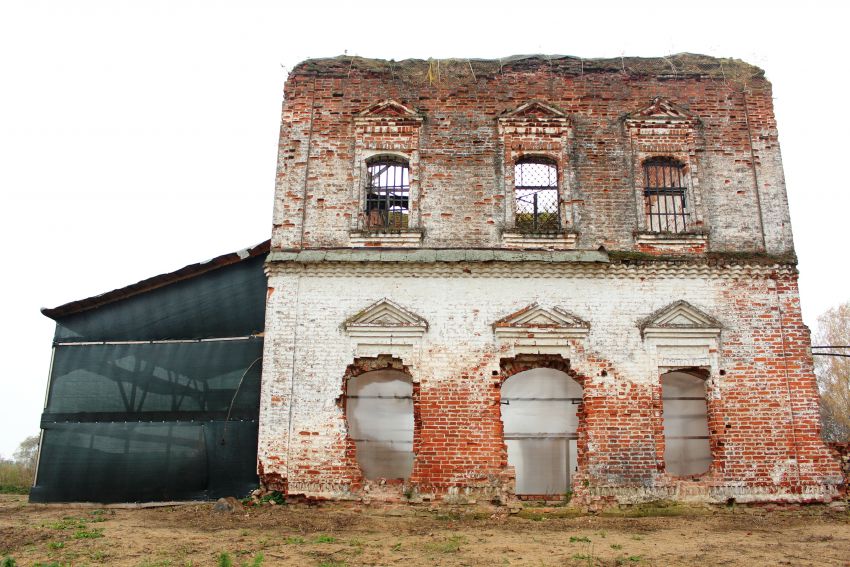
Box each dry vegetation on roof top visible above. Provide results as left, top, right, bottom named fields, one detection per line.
left=293, top=53, right=764, bottom=85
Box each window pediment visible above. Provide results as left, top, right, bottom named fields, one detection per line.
left=355, top=100, right=423, bottom=123
left=626, top=97, right=699, bottom=126
left=494, top=303, right=589, bottom=340
left=499, top=100, right=570, bottom=125
left=639, top=300, right=721, bottom=339
left=344, top=298, right=428, bottom=337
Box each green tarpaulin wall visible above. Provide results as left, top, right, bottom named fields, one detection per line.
left=31, top=248, right=267, bottom=503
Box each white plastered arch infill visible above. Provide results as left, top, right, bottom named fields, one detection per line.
left=343, top=298, right=427, bottom=363
left=501, top=367, right=582, bottom=495
left=493, top=303, right=590, bottom=359
left=346, top=368, right=414, bottom=480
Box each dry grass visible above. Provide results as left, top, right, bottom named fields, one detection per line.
left=1, top=495, right=848, bottom=566
left=0, top=462, right=32, bottom=495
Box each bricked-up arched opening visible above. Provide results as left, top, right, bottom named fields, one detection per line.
left=500, top=355, right=583, bottom=496
left=661, top=369, right=711, bottom=477
left=344, top=357, right=415, bottom=480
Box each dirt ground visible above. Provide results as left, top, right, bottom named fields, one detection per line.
left=1, top=495, right=849, bottom=566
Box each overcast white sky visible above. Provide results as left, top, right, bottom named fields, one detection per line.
left=1, top=1, right=848, bottom=459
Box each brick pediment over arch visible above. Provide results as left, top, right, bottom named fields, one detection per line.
left=639, top=300, right=721, bottom=340
left=493, top=303, right=589, bottom=344
left=355, top=99, right=423, bottom=122
left=499, top=100, right=569, bottom=121
left=344, top=298, right=428, bottom=333
left=626, top=97, right=699, bottom=125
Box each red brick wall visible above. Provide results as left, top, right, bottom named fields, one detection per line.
left=271, top=56, right=793, bottom=255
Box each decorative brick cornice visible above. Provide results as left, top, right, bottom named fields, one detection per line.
left=265, top=255, right=796, bottom=280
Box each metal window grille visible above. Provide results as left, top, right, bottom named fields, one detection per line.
left=364, top=157, right=410, bottom=230
left=643, top=158, right=689, bottom=233
left=514, top=159, right=560, bottom=233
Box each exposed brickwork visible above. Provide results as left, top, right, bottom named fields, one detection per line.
left=259, top=54, right=842, bottom=507
left=271, top=55, right=792, bottom=254
left=828, top=443, right=850, bottom=497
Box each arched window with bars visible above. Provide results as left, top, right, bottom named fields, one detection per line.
left=514, top=157, right=560, bottom=233
left=643, top=157, right=689, bottom=233
left=364, top=155, right=410, bottom=230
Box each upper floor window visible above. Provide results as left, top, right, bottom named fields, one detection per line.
left=643, top=157, right=689, bottom=233
left=514, top=157, right=559, bottom=233
left=365, top=156, right=410, bottom=230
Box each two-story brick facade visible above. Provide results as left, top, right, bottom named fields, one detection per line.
left=257, top=54, right=843, bottom=507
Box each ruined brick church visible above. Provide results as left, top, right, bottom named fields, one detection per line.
left=35, top=54, right=844, bottom=507
left=256, top=54, right=843, bottom=506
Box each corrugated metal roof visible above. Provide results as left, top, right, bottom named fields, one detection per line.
left=42, top=240, right=270, bottom=320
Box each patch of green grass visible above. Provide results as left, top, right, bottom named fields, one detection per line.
left=73, top=527, right=104, bottom=539
left=424, top=535, right=464, bottom=554
left=240, top=553, right=264, bottom=567
left=259, top=491, right=285, bottom=505
left=516, top=508, right=582, bottom=521
left=569, top=536, right=591, bottom=543
left=630, top=535, right=643, bottom=541
left=1, top=558, right=16, bottom=567
left=314, top=535, right=336, bottom=544
left=601, top=501, right=707, bottom=518
left=47, top=542, right=64, bottom=550
left=217, top=553, right=233, bottom=567
left=572, top=554, right=591, bottom=560
left=615, top=556, right=643, bottom=565
left=284, top=536, right=305, bottom=545
left=45, top=517, right=86, bottom=530
left=390, top=542, right=402, bottom=551
left=610, top=543, right=623, bottom=550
